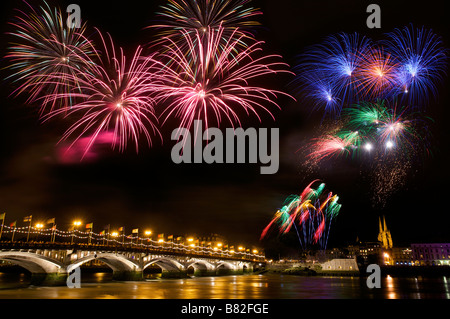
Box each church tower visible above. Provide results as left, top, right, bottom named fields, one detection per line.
left=378, top=216, right=393, bottom=249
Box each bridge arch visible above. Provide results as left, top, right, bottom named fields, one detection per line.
left=0, top=251, right=64, bottom=274
left=68, top=253, right=141, bottom=272
left=216, top=261, right=237, bottom=270
left=143, top=257, right=184, bottom=272
left=187, top=259, right=215, bottom=271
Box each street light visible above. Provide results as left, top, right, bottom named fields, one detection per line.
left=143, top=230, right=152, bottom=245
left=71, top=220, right=82, bottom=244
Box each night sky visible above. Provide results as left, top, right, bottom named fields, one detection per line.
left=0, top=0, right=449, bottom=258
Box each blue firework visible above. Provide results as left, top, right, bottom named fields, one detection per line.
left=294, top=32, right=373, bottom=116
left=383, top=24, right=448, bottom=108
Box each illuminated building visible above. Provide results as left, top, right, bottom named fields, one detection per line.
left=411, top=243, right=450, bottom=266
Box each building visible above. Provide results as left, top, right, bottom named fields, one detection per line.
left=320, top=258, right=359, bottom=272
left=385, top=247, right=413, bottom=266
left=411, top=243, right=450, bottom=266
left=378, top=216, right=393, bottom=249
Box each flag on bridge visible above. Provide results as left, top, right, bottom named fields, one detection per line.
left=157, top=233, right=164, bottom=239
left=86, top=223, right=93, bottom=229
left=0, top=213, right=5, bottom=221
left=46, top=218, right=55, bottom=224
left=118, top=227, right=124, bottom=232
left=10, top=221, right=16, bottom=227
left=100, top=230, right=105, bottom=235
left=23, top=215, right=32, bottom=222
left=168, top=235, right=173, bottom=240
left=132, top=228, right=139, bottom=234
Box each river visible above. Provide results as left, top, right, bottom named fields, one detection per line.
left=0, top=272, right=449, bottom=299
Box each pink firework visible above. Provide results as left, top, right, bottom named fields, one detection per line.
left=153, top=26, right=293, bottom=131
left=308, top=134, right=353, bottom=162
left=5, top=1, right=96, bottom=114
left=43, top=30, right=162, bottom=157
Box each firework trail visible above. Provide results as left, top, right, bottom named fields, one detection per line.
left=42, top=30, right=162, bottom=158
left=383, top=24, right=448, bottom=108
left=4, top=0, right=96, bottom=114
left=148, top=0, right=262, bottom=49
left=261, top=181, right=342, bottom=251
left=153, top=26, right=293, bottom=132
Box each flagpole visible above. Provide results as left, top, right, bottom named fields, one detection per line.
left=11, top=224, right=16, bottom=242
left=0, top=213, right=4, bottom=241
left=52, top=223, right=56, bottom=243
left=26, top=216, right=32, bottom=243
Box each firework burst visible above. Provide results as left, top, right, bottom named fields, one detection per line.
left=355, top=47, right=400, bottom=99
left=153, top=26, right=293, bottom=132
left=149, top=0, right=262, bottom=48
left=294, top=32, right=372, bottom=115
left=4, top=0, right=96, bottom=114
left=383, top=24, right=448, bottom=107
left=261, top=180, right=342, bottom=251
left=43, top=30, right=162, bottom=157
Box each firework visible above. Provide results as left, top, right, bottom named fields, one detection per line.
left=383, top=24, right=448, bottom=107
left=149, top=0, right=262, bottom=48
left=294, top=25, right=447, bottom=117
left=304, top=100, right=432, bottom=168
left=43, top=30, right=162, bottom=157
left=355, top=47, right=400, bottom=99
left=294, top=32, right=372, bottom=116
left=4, top=0, right=96, bottom=114
left=307, top=133, right=354, bottom=162
left=153, top=26, right=293, bottom=132
left=261, top=180, right=342, bottom=251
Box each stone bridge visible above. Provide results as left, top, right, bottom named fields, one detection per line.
left=0, top=242, right=263, bottom=285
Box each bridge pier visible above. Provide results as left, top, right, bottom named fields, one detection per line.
left=192, top=269, right=217, bottom=277
left=112, top=270, right=143, bottom=281
left=161, top=270, right=188, bottom=279
left=30, top=272, right=68, bottom=286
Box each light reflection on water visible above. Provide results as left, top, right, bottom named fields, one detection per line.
left=0, top=273, right=449, bottom=299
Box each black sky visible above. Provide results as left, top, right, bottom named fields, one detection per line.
left=0, top=0, right=449, bottom=257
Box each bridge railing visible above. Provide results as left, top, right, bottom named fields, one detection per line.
left=0, top=241, right=264, bottom=263
left=0, top=225, right=265, bottom=262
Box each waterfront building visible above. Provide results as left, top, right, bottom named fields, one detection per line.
left=411, top=243, right=450, bottom=266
